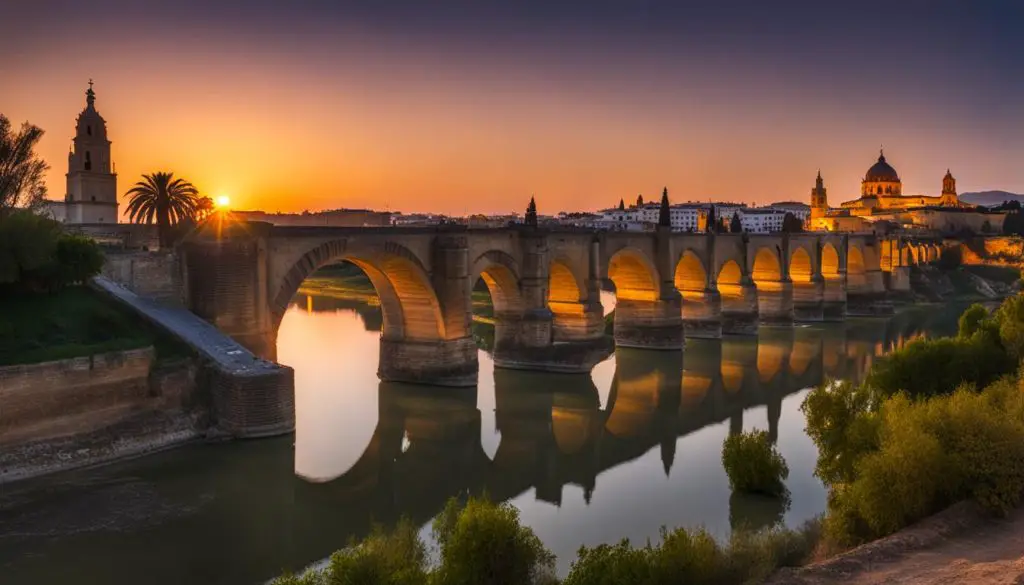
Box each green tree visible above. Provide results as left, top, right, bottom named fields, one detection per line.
left=781, top=212, right=803, bottom=233
left=730, top=214, right=742, bottom=233
left=721, top=430, right=790, bottom=497
left=54, top=233, right=104, bottom=286
left=125, top=172, right=200, bottom=248
left=0, top=114, right=49, bottom=215
left=957, top=303, right=991, bottom=338
left=0, top=210, right=61, bottom=290
left=432, top=497, right=555, bottom=585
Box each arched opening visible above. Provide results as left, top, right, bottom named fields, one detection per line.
left=84, top=151, right=92, bottom=171
left=789, top=247, right=813, bottom=284
left=821, top=243, right=840, bottom=280
left=676, top=250, right=720, bottom=332
left=674, top=250, right=707, bottom=294
left=471, top=252, right=525, bottom=354
left=717, top=259, right=754, bottom=325
left=608, top=250, right=658, bottom=302
left=548, top=258, right=598, bottom=341
left=847, top=245, right=867, bottom=290
left=752, top=247, right=782, bottom=285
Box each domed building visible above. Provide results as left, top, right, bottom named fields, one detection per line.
left=809, top=150, right=1004, bottom=234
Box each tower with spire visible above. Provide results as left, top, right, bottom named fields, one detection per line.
left=810, top=169, right=828, bottom=223
left=941, top=169, right=959, bottom=207
left=62, top=80, right=118, bottom=223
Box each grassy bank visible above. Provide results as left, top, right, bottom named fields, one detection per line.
left=0, top=286, right=188, bottom=366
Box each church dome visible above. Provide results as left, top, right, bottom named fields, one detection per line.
left=865, top=152, right=899, bottom=182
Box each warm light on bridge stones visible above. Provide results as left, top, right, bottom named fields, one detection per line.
left=179, top=225, right=939, bottom=436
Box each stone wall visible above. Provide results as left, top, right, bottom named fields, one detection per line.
left=68, top=223, right=160, bottom=250
left=101, top=251, right=182, bottom=304
left=0, top=348, right=202, bottom=482
left=959, top=237, right=1024, bottom=266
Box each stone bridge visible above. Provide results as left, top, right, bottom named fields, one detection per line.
left=182, top=221, right=942, bottom=389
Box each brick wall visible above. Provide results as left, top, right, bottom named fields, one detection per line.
left=0, top=348, right=197, bottom=447
left=101, top=252, right=182, bottom=304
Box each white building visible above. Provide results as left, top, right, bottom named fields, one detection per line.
left=45, top=81, right=119, bottom=224
left=767, top=201, right=811, bottom=223
left=736, top=208, right=788, bottom=233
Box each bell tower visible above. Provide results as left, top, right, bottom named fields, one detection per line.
left=64, top=80, right=118, bottom=223
left=810, top=169, right=828, bottom=221
left=941, top=169, right=958, bottom=207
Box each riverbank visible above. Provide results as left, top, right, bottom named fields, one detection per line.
left=769, top=501, right=1024, bottom=585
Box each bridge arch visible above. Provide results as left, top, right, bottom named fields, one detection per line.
left=608, top=248, right=660, bottom=302
left=822, top=243, right=841, bottom=279
left=271, top=240, right=446, bottom=341
left=789, top=246, right=814, bottom=284
left=674, top=250, right=707, bottom=293
left=847, top=244, right=867, bottom=290
left=752, top=247, right=782, bottom=283
left=471, top=250, right=525, bottom=316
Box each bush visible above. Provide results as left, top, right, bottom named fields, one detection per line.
left=721, top=430, right=789, bottom=498
left=563, top=522, right=821, bottom=585
left=822, top=380, right=1024, bottom=545
left=562, top=540, right=653, bottom=585
left=432, top=497, right=555, bottom=585
left=0, top=210, right=103, bottom=293
left=865, top=334, right=1013, bottom=399
left=957, top=303, right=990, bottom=338
left=801, top=380, right=881, bottom=485
left=993, top=293, right=1024, bottom=361
left=54, top=233, right=104, bottom=285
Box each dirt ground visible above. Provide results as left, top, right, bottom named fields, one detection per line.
left=770, top=503, right=1024, bottom=585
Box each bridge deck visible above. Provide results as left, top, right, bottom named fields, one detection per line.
left=92, top=277, right=281, bottom=375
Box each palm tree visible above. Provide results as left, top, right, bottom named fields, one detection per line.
left=125, top=172, right=199, bottom=247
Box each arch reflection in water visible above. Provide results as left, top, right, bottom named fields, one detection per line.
left=274, top=293, right=966, bottom=577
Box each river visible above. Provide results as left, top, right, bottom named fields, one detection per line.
left=0, top=289, right=967, bottom=584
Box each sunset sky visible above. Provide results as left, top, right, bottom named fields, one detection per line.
left=5, top=0, right=1023, bottom=216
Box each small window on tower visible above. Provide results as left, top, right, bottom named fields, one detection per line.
left=87, top=125, right=92, bottom=136
left=91, top=196, right=96, bottom=202
left=85, top=151, right=92, bottom=171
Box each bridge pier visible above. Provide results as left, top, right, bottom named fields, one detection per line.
left=492, top=311, right=612, bottom=374
left=756, top=279, right=794, bottom=325
left=793, top=276, right=824, bottom=322
left=378, top=337, right=478, bottom=386
left=720, top=279, right=759, bottom=336
left=682, top=289, right=723, bottom=339
left=822, top=273, right=847, bottom=321
left=847, top=269, right=893, bottom=316
left=614, top=297, right=684, bottom=350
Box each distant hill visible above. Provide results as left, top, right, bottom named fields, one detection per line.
left=960, top=191, right=1024, bottom=207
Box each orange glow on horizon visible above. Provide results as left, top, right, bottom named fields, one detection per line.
left=5, top=31, right=1022, bottom=219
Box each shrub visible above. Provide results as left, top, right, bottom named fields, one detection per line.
left=721, top=430, right=789, bottom=498
left=823, top=379, right=1024, bottom=545
left=563, top=522, right=822, bottom=585
left=957, top=303, right=990, bottom=338
left=993, top=293, right=1024, bottom=361
left=865, top=335, right=1013, bottom=399
left=562, top=540, right=653, bottom=585
left=0, top=210, right=103, bottom=293
left=272, top=520, right=428, bottom=585
left=801, top=380, right=881, bottom=485
left=54, top=233, right=104, bottom=285
left=0, top=209, right=61, bottom=289
left=432, top=497, right=555, bottom=585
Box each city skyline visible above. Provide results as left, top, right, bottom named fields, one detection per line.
left=5, top=0, right=1023, bottom=216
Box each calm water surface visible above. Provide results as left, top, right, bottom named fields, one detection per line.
left=0, top=291, right=966, bottom=584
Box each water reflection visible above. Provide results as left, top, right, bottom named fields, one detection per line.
left=0, top=294, right=964, bottom=585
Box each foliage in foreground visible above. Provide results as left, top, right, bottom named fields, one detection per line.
left=721, top=430, right=790, bottom=498
left=273, top=497, right=821, bottom=585
left=802, top=294, right=1024, bottom=546
left=0, top=211, right=104, bottom=294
